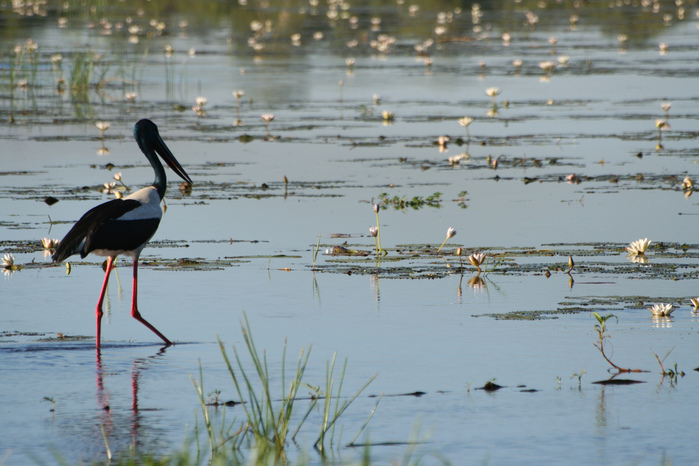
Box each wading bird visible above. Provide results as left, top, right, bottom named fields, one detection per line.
left=53, top=119, right=192, bottom=348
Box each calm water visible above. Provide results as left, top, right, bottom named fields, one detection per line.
left=2, top=0, right=699, bottom=464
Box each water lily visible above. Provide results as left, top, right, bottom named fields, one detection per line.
left=372, top=204, right=385, bottom=255
left=437, top=136, right=449, bottom=152
left=437, top=227, right=456, bottom=252
left=448, top=153, right=470, bottom=166
left=381, top=110, right=395, bottom=121
left=95, top=121, right=110, bottom=139
left=539, top=60, right=556, bottom=73
left=458, top=117, right=473, bottom=139
left=682, top=176, right=693, bottom=190
left=261, top=113, right=275, bottom=137
left=468, top=252, right=486, bottom=272
left=690, top=297, right=699, bottom=310
left=3, top=253, right=16, bottom=269
left=41, top=238, right=60, bottom=249
left=626, top=238, right=651, bottom=255
left=485, top=87, right=500, bottom=106
left=648, top=303, right=674, bottom=317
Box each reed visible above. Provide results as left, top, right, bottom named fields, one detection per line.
left=188, top=313, right=378, bottom=463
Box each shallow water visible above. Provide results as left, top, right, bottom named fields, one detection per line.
left=2, top=0, right=699, bottom=464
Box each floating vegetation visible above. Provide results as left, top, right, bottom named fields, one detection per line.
left=377, top=192, right=443, bottom=210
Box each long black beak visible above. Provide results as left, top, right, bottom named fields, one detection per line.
left=154, top=133, right=193, bottom=185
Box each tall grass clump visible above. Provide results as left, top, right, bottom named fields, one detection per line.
left=192, top=313, right=377, bottom=463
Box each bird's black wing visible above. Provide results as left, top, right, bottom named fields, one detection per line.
left=52, top=199, right=143, bottom=262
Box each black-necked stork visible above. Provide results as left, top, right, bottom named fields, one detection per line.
left=52, top=119, right=192, bottom=348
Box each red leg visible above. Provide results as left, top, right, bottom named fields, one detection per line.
left=131, top=257, right=172, bottom=346
left=95, top=256, right=116, bottom=348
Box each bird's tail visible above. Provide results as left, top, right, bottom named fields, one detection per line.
left=52, top=231, right=84, bottom=263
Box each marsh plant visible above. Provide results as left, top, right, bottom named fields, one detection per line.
left=651, top=347, right=684, bottom=384
left=592, top=312, right=644, bottom=373
left=192, top=314, right=376, bottom=463
left=570, top=369, right=586, bottom=390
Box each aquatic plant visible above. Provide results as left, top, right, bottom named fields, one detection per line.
left=41, top=238, right=60, bottom=250
left=372, top=204, right=386, bottom=256
left=648, top=303, right=674, bottom=317
left=369, top=226, right=380, bottom=256
left=437, top=227, right=456, bottom=253
left=311, top=235, right=322, bottom=270
left=3, top=253, right=16, bottom=269
left=261, top=113, right=275, bottom=137
left=655, top=119, right=670, bottom=149
left=95, top=121, right=110, bottom=139
left=457, top=117, right=473, bottom=140
left=233, top=90, right=245, bottom=120
left=193, top=314, right=376, bottom=462
left=485, top=87, right=500, bottom=107
left=42, top=396, right=56, bottom=412
left=377, top=192, right=442, bottom=210
left=193, top=96, right=207, bottom=117
left=592, top=312, right=644, bottom=373
left=468, top=253, right=486, bottom=273
left=690, top=298, right=699, bottom=310
left=661, top=102, right=671, bottom=119
left=570, top=369, right=586, bottom=390
left=626, top=238, right=651, bottom=255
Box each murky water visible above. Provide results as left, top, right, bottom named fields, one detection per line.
left=2, top=0, right=699, bottom=464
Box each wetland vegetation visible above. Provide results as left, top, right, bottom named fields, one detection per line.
left=2, top=0, right=699, bottom=464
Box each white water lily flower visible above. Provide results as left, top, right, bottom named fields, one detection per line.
left=3, top=253, right=15, bottom=268
left=458, top=117, right=473, bottom=127
left=468, top=253, right=487, bottom=272
left=95, top=121, right=110, bottom=132
left=626, top=238, right=651, bottom=255
left=648, top=304, right=674, bottom=317
left=41, top=238, right=60, bottom=249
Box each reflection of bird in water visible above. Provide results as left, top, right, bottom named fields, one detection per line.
left=53, top=119, right=192, bottom=348
left=95, top=347, right=170, bottom=459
